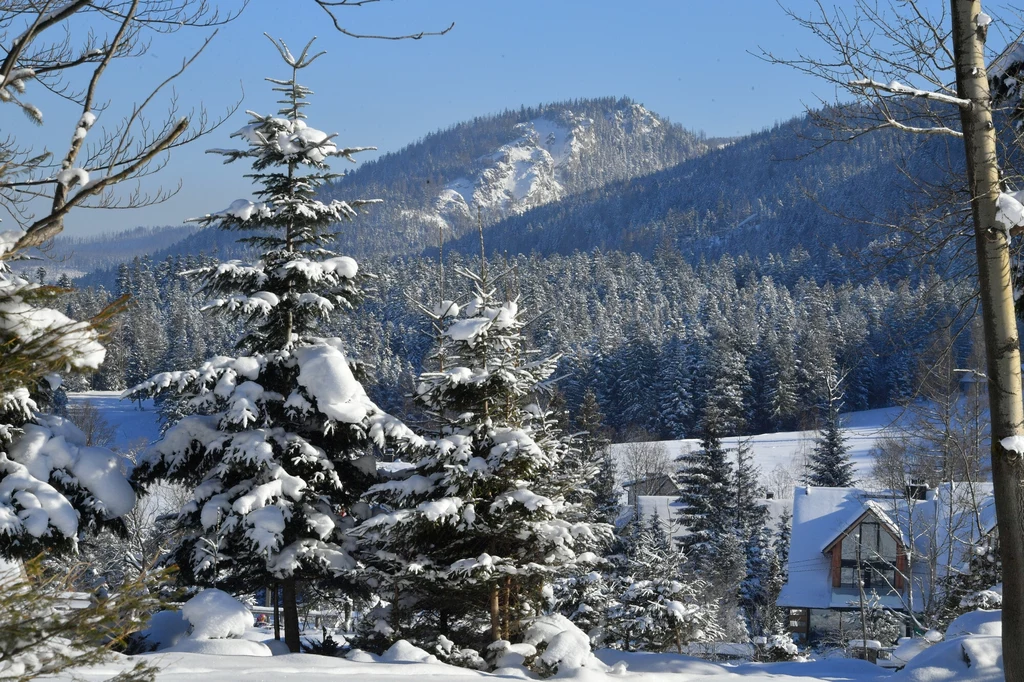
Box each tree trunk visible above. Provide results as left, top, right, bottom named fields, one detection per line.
left=273, top=581, right=280, bottom=641
left=489, top=583, right=501, bottom=642
left=501, top=576, right=512, bottom=640
left=282, top=576, right=301, bottom=653
left=952, top=3, right=1024, bottom=681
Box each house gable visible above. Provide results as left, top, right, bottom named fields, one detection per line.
left=822, top=508, right=906, bottom=591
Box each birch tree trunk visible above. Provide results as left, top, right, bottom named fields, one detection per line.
left=952, top=3, right=1024, bottom=680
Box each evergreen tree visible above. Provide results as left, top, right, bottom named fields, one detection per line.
left=774, top=507, right=792, bottom=582
left=675, top=406, right=735, bottom=565
left=656, top=333, right=695, bottom=438
left=574, top=388, right=618, bottom=526
left=734, top=440, right=768, bottom=538
left=805, top=379, right=855, bottom=487
left=126, top=37, right=416, bottom=652
left=551, top=563, right=616, bottom=645
left=0, top=259, right=135, bottom=558
left=740, top=526, right=785, bottom=637
left=358, top=265, right=608, bottom=652
left=605, top=515, right=720, bottom=652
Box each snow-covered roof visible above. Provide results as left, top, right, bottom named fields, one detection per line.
left=777, top=484, right=995, bottom=610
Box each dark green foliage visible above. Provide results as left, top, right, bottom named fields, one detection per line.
left=302, top=627, right=345, bottom=657
left=805, top=395, right=855, bottom=488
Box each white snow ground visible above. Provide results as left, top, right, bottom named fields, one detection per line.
left=58, top=649, right=895, bottom=682
left=68, top=391, right=162, bottom=452
left=72, top=391, right=912, bottom=489
left=609, top=405, right=916, bottom=489
left=59, top=396, right=1002, bottom=681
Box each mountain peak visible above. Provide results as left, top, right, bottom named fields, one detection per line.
left=323, top=97, right=708, bottom=257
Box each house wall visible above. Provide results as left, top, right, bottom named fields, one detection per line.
left=796, top=609, right=908, bottom=648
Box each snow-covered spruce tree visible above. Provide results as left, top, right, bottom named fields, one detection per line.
left=358, top=266, right=608, bottom=655
left=573, top=388, right=619, bottom=526
left=740, top=525, right=786, bottom=638
left=605, top=515, right=720, bottom=652
left=551, top=562, right=616, bottom=646
left=675, top=405, right=749, bottom=637
left=805, top=379, right=854, bottom=488
left=675, top=405, right=735, bottom=566
left=126, top=37, right=417, bottom=653
left=0, top=255, right=136, bottom=559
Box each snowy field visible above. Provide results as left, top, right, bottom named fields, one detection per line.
left=72, top=391, right=911, bottom=490
left=54, top=642, right=1000, bottom=682
left=54, top=653, right=887, bottom=682
left=68, top=391, right=161, bottom=452
left=608, top=406, right=915, bottom=489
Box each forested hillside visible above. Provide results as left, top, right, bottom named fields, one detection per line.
left=58, top=246, right=977, bottom=442
left=319, top=96, right=711, bottom=256
left=444, top=115, right=961, bottom=266
left=54, top=97, right=986, bottom=444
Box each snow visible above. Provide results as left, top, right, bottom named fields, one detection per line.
left=56, top=167, right=90, bottom=188
left=0, top=229, right=25, bottom=257
left=162, top=638, right=272, bottom=657
left=445, top=317, right=491, bottom=344
left=138, top=610, right=190, bottom=651
left=945, top=609, right=1001, bottom=638
left=522, top=614, right=598, bottom=673
left=610, top=405, right=909, bottom=490
left=293, top=342, right=373, bottom=424
left=443, top=118, right=570, bottom=218
left=181, top=589, right=254, bottom=640
left=209, top=199, right=264, bottom=222
left=48, top=636, right=1002, bottom=681
left=67, top=392, right=161, bottom=451
left=379, top=640, right=438, bottom=664
left=0, top=278, right=106, bottom=370
left=1, top=414, right=136, bottom=537
left=1000, top=434, right=1024, bottom=454
left=995, top=190, right=1024, bottom=235
left=900, top=634, right=1003, bottom=682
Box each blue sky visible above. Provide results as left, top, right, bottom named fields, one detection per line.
left=25, top=0, right=838, bottom=236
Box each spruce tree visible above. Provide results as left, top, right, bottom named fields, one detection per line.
left=605, top=515, right=720, bottom=652
left=359, top=265, right=608, bottom=652
left=740, top=526, right=785, bottom=637
left=805, top=383, right=855, bottom=487
left=675, top=406, right=735, bottom=565
left=126, top=37, right=417, bottom=652
left=0, top=260, right=135, bottom=558
left=574, top=388, right=619, bottom=526
left=734, top=440, right=768, bottom=538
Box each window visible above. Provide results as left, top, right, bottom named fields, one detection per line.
left=837, top=518, right=900, bottom=590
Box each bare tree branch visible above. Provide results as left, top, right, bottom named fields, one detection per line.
left=313, top=0, right=454, bottom=40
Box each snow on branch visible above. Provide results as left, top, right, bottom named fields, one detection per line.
left=850, top=78, right=972, bottom=109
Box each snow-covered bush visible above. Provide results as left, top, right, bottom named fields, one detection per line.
left=141, top=589, right=272, bottom=657
left=432, top=635, right=487, bottom=670
left=181, top=589, right=253, bottom=640
left=521, top=614, right=603, bottom=677
left=302, top=627, right=345, bottom=657
left=607, top=576, right=718, bottom=653
left=552, top=567, right=615, bottom=645
left=754, top=633, right=801, bottom=662
left=946, top=609, right=1002, bottom=638
left=959, top=588, right=1003, bottom=612
left=603, top=517, right=720, bottom=653
left=0, top=555, right=160, bottom=681
left=378, top=640, right=439, bottom=663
